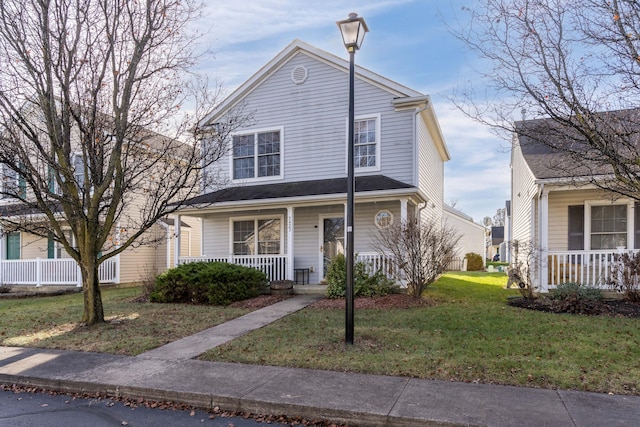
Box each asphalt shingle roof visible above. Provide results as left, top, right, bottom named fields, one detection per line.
left=182, top=175, right=416, bottom=206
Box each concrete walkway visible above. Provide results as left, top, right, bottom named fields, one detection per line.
left=138, top=294, right=321, bottom=360
left=2, top=293, right=640, bottom=426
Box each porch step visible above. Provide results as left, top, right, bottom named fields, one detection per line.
left=293, top=284, right=326, bottom=295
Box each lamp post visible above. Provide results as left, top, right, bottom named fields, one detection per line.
left=336, top=13, right=368, bottom=345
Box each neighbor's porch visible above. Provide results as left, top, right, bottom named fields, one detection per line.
left=543, top=249, right=638, bottom=291
left=0, top=255, right=120, bottom=287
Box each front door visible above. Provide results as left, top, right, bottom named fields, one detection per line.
left=320, top=216, right=345, bottom=280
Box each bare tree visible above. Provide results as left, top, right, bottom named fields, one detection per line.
left=454, top=0, right=640, bottom=199
left=374, top=217, right=460, bottom=298
left=492, top=208, right=505, bottom=227
left=0, top=0, right=247, bottom=324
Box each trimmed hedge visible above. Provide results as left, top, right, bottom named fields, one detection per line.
left=150, top=261, right=267, bottom=306
left=465, top=252, right=484, bottom=271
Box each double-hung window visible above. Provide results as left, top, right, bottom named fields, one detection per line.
left=1, top=162, right=26, bottom=199
left=232, top=217, right=282, bottom=255
left=590, top=205, right=627, bottom=250
left=232, top=128, right=282, bottom=180
left=348, top=114, right=381, bottom=172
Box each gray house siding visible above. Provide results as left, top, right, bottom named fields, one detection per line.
left=417, top=116, right=444, bottom=222
left=204, top=51, right=416, bottom=191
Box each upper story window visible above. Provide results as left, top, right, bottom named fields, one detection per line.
left=232, top=128, right=283, bottom=181
left=1, top=162, right=26, bottom=199
left=347, top=114, right=381, bottom=172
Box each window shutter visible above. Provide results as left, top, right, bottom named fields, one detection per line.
left=568, top=205, right=584, bottom=250
left=47, top=233, right=55, bottom=259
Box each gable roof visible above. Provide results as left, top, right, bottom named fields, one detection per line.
left=491, top=226, right=504, bottom=245
left=181, top=175, right=415, bottom=207
left=200, top=39, right=424, bottom=127
left=515, top=109, right=640, bottom=181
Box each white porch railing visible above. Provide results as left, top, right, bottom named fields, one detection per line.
left=179, top=255, right=288, bottom=282
left=0, top=255, right=120, bottom=286
left=356, top=252, right=404, bottom=284
left=546, top=249, right=639, bottom=288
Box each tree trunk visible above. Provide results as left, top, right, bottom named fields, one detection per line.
left=81, top=259, right=104, bottom=325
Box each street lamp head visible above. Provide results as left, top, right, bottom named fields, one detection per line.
left=336, top=13, right=368, bottom=52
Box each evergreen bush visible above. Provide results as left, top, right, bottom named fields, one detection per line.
left=151, top=261, right=267, bottom=305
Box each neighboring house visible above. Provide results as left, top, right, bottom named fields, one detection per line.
left=512, top=115, right=639, bottom=292
left=174, top=40, right=451, bottom=284
left=504, top=200, right=512, bottom=263
left=443, top=204, right=486, bottom=270
left=489, top=226, right=504, bottom=261
left=0, top=131, right=200, bottom=288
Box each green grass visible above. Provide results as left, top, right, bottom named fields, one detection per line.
left=0, top=287, right=250, bottom=355
left=201, top=272, right=640, bottom=395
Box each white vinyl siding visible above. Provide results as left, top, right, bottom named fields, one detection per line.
left=510, top=143, right=537, bottom=247
left=417, top=117, right=444, bottom=223
left=205, top=52, right=416, bottom=191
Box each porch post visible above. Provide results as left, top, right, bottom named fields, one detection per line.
left=174, top=214, right=181, bottom=267
left=287, top=207, right=294, bottom=281
left=539, top=189, right=549, bottom=292
left=36, top=258, right=42, bottom=287
left=400, top=198, right=408, bottom=223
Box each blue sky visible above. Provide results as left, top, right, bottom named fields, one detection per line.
left=195, top=0, right=509, bottom=224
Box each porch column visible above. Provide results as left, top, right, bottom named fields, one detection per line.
left=539, top=189, right=549, bottom=292
left=174, top=214, right=181, bottom=267
left=400, top=198, right=408, bottom=223
left=287, top=207, right=294, bottom=281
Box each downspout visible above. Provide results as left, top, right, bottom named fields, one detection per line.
left=536, top=183, right=547, bottom=292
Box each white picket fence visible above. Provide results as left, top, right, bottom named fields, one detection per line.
left=0, top=255, right=119, bottom=287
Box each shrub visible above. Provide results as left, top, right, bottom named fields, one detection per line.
left=325, top=253, right=397, bottom=299
left=0, top=284, right=11, bottom=293
left=607, top=251, right=640, bottom=301
left=551, top=282, right=602, bottom=302
left=150, top=261, right=267, bottom=305
left=465, top=252, right=484, bottom=271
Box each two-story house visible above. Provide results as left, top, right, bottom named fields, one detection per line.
left=173, top=40, right=451, bottom=284
left=0, top=125, right=201, bottom=288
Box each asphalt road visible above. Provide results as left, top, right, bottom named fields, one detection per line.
left=0, top=388, right=291, bottom=427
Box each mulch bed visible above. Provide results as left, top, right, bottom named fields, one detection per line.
left=227, top=294, right=292, bottom=309
left=508, top=297, right=640, bottom=318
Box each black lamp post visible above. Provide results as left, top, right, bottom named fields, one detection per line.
left=336, top=12, right=368, bottom=345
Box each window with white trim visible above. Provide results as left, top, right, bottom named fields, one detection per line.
left=374, top=210, right=393, bottom=228
left=232, top=218, right=282, bottom=255
left=0, top=162, right=26, bottom=199
left=590, top=205, right=627, bottom=249
left=347, top=114, right=381, bottom=172
left=232, top=128, right=282, bottom=180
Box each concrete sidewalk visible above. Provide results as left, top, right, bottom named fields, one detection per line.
left=1, top=294, right=640, bottom=426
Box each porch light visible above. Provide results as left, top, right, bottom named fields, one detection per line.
left=337, top=12, right=368, bottom=345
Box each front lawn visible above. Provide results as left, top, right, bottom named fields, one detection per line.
left=0, top=287, right=250, bottom=355
left=201, top=272, right=640, bottom=395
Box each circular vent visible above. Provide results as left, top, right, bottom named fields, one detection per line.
left=291, top=65, right=308, bottom=84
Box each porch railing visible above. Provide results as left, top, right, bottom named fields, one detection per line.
left=546, top=249, right=639, bottom=288
left=356, top=252, right=404, bottom=284
left=0, top=255, right=119, bottom=286
left=179, top=255, right=288, bottom=282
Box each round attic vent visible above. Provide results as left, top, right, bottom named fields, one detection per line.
left=291, top=65, right=308, bottom=84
